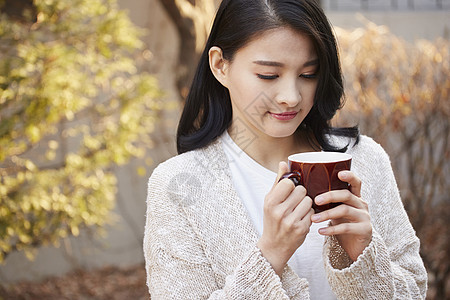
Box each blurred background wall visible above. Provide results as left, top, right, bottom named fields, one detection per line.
left=0, top=0, right=448, bottom=297
left=324, top=0, right=449, bottom=41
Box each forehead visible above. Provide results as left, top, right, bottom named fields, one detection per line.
left=233, top=27, right=317, bottom=64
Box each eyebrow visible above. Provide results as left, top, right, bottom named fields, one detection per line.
left=304, top=59, right=319, bottom=67
left=253, top=59, right=319, bottom=67
left=253, top=60, right=284, bottom=67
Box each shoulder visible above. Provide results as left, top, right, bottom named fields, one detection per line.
left=152, top=149, right=201, bottom=177
left=349, top=135, right=390, bottom=163
left=347, top=135, right=398, bottom=192
left=146, top=146, right=211, bottom=213
left=332, top=135, right=394, bottom=181
left=148, top=149, right=203, bottom=191
left=328, top=134, right=390, bottom=164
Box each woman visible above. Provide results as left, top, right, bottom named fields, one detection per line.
left=143, top=0, right=427, bottom=298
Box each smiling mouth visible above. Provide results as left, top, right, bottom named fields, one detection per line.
left=269, top=111, right=298, bottom=121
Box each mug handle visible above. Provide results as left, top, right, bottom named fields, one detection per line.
left=279, top=171, right=302, bottom=186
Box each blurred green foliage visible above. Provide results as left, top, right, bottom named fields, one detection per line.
left=0, top=0, right=162, bottom=262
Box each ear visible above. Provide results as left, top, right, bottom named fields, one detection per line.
left=209, top=46, right=229, bottom=88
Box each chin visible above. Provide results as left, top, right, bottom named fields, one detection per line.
left=262, top=127, right=299, bottom=139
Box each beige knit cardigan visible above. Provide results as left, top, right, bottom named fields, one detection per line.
left=143, top=135, right=427, bottom=299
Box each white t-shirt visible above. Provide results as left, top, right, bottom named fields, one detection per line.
left=221, top=132, right=336, bottom=300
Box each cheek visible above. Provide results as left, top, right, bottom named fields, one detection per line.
left=229, top=78, right=264, bottom=107
left=305, top=83, right=318, bottom=103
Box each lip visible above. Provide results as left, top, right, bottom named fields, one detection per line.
left=269, top=111, right=298, bottom=121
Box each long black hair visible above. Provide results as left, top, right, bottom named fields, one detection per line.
left=177, top=0, right=358, bottom=154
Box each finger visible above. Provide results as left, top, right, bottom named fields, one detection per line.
left=315, top=190, right=364, bottom=209
left=280, top=185, right=307, bottom=213
left=266, top=175, right=297, bottom=207
left=312, top=203, right=369, bottom=223
left=273, top=161, right=290, bottom=188
left=318, top=221, right=372, bottom=236
left=287, top=195, right=313, bottom=222
left=338, top=171, right=362, bottom=197
left=288, top=202, right=314, bottom=235
left=265, top=162, right=293, bottom=207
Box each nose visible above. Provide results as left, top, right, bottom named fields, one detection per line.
left=274, top=78, right=302, bottom=108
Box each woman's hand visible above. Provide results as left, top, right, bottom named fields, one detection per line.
left=310, top=171, right=372, bottom=262
left=257, top=162, right=314, bottom=276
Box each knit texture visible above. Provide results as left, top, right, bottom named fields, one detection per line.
left=143, top=135, right=427, bottom=299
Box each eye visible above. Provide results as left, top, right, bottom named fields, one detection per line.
left=257, top=74, right=279, bottom=80
left=300, top=73, right=318, bottom=79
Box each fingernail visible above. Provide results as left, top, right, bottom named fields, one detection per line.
left=311, top=214, right=321, bottom=222
left=339, top=171, right=350, bottom=179
left=318, top=228, right=328, bottom=235
left=315, top=195, right=324, bottom=205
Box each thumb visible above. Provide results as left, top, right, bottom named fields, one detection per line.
left=273, top=161, right=290, bottom=188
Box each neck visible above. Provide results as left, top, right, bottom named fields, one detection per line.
left=227, top=128, right=317, bottom=172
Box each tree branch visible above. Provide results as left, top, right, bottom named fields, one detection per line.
left=158, top=0, right=216, bottom=99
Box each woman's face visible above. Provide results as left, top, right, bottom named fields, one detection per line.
left=213, top=27, right=319, bottom=142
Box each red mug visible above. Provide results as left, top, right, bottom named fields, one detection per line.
left=281, top=152, right=352, bottom=213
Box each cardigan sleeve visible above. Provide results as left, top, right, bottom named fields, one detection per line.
left=143, top=163, right=311, bottom=300
left=323, top=137, right=428, bottom=299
